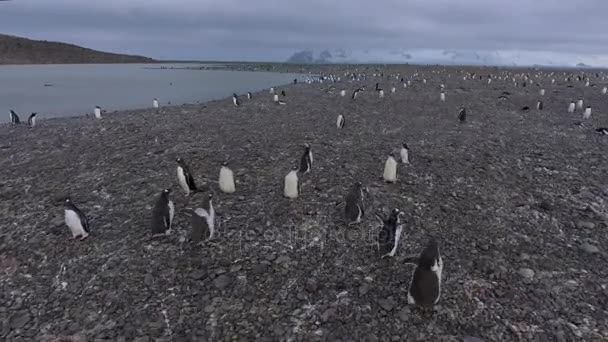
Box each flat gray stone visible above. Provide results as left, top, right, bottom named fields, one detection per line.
left=518, top=268, right=535, bottom=279
left=580, top=243, right=600, bottom=254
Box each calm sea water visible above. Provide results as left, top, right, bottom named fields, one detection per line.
left=0, top=63, right=301, bottom=123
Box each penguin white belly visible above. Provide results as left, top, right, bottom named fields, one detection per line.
left=30, top=117, right=36, bottom=127
left=195, top=207, right=215, bottom=240
left=400, top=148, right=409, bottom=164
left=308, top=151, right=313, bottom=166
left=568, top=103, right=575, bottom=113
left=383, top=157, right=397, bottom=182
left=233, top=97, right=238, bottom=106
left=576, top=100, right=583, bottom=109
left=388, top=225, right=403, bottom=257
left=284, top=172, right=299, bottom=198
left=94, top=108, right=101, bottom=119
left=583, top=108, right=592, bottom=119
left=65, top=210, right=87, bottom=238
left=219, top=167, right=236, bottom=193
left=168, top=200, right=175, bottom=231
left=431, top=256, right=443, bottom=304
left=336, top=115, right=343, bottom=128
left=153, top=100, right=159, bottom=108
left=177, top=167, right=190, bottom=195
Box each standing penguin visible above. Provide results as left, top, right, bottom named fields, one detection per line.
left=344, top=181, right=366, bottom=225
left=405, top=239, right=443, bottom=309
left=440, top=91, right=445, bottom=102
left=576, top=99, right=584, bottom=110
left=458, top=107, right=466, bottom=122
left=9, top=110, right=20, bottom=125
left=281, top=90, right=286, bottom=97
left=273, top=94, right=279, bottom=103
left=583, top=106, right=592, bottom=119
left=247, top=92, right=252, bottom=100
left=284, top=166, right=300, bottom=199
left=232, top=93, right=241, bottom=107
left=94, top=106, right=102, bottom=119
left=383, top=152, right=397, bottom=183
left=568, top=101, right=576, bottom=113
left=378, top=90, right=385, bottom=98
left=299, top=144, right=313, bottom=173
left=352, top=88, right=364, bottom=100
left=340, top=90, right=346, bottom=97
left=602, top=86, right=607, bottom=94
left=150, top=189, right=174, bottom=236
left=27, top=113, right=37, bottom=128
left=539, top=89, right=545, bottom=96
left=188, top=193, right=215, bottom=244
left=219, top=162, right=236, bottom=194
left=391, top=87, right=396, bottom=93
left=176, top=158, right=198, bottom=196
left=336, top=114, right=345, bottom=129
left=536, top=101, right=544, bottom=110
left=376, top=208, right=405, bottom=258
left=400, top=142, right=410, bottom=164
left=270, top=87, right=275, bottom=94
left=64, top=197, right=90, bottom=240
left=153, top=98, right=159, bottom=112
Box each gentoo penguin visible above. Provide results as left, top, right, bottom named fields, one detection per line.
left=284, top=166, right=300, bottom=199
left=352, top=88, right=364, bottom=100
left=336, top=114, right=345, bottom=129
left=270, top=87, right=275, bottom=94
left=293, top=78, right=298, bottom=84
left=423, top=78, right=427, bottom=84
left=273, top=94, right=279, bottom=103
left=247, top=92, right=252, bottom=100
left=376, top=208, right=405, bottom=258
left=602, top=86, right=607, bottom=94
left=568, top=101, right=576, bottom=113
left=596, top=127, right=608, bottom=135
left=299, top=144, right=313, bottom=173
left=344, top=181, right=366, bottom=225
left=458, top=107, right=466, bottom=122
left=539, top=89, right=545, bottom=96
left=400, top=142, right=410, bottom=164
left=188, top=193, right=215, bottom=244
left=64, top=197, right=90, bottom=240
left=281, top=90, right=286, bottom=97
left=232, top=93, right=241, bottom=107
left=576, top=99, right=584, bottom=110
left=150, top=189, right=174, bottom=236
left=405, top=239, right=443, bottom=308
left=536, top=101, right=544, bottom=110
left=27, top=113, right=37, bottom=128
left=153, top=98, right=159, bottom=112
left=378, top=89, right=385, bottom=98
left=391, top=87, right=396, bottom=93
left=340, top=90, right=346, bottom=97
left=583, top=106, right=592, bottom=119
left=176, top=158, right=197, bottom=196
left=94, top=106, right=102, bottom=119
left=219, top=162, right=236, bottom=194
left=440, top=91, right=445, bottom=102
left=9, top=110, right=20, bottom=125
left=375, top=83, right=382, bottom=92
left=277, top=99, right=287, bottom=105
left=383, top=152, right=397, bottom=183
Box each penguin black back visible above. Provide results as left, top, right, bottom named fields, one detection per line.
left=407, top=239, right=443, bottom=307
left=281, top=90, right=286, bottom=97
left=299, top=144, right=312, bottom=173
left=458, top=107, right=466, bottom=122
left=177, top=158, right=197, bottom=192
left=344, top=181, right=365, bottom=225
left=64, top=197, right=90, bottom=233
left=151, top=189, right=173, bottom=235
left=377, top=208, right=404, bottom=257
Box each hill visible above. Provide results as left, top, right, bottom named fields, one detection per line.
left=0, top=34, right=155, bottom=64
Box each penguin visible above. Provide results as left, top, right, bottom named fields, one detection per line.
left=376, top=208, right=405, bottom=258
left=150, top=189, right=174, bottom=236
left=344, top=181, right=366, bottom=225
left=340, top=90, right=346, bottom=97
left=440, top=91, right=445, bottom=102
left=247, top=92, right=252, bottom=100
left=176, top=158, right=197, bottom=196
left=539, top=89, right=545, bottom=96
left=400, top=142, right=410, bottom=164
left=351, top=88, right=364, bottom=100
left=64, top=197, right=90, bottom=240
left=602, top=86, right=607, bottom=94
left=576, top=99, right=584, bottom=110
left=270, top=87, right=275, bottom=94
left=273, top=94, right=279, bottom=103
left=536, top=101, right=544, bottom=110
left=281, top=90, right=286, bottom=97
left=596, top=127, right=608, bottom=135
left=521, top=106, right=530, bottom=112
left=487, top=78, right=492, bottom=84
left=293, top=78, right=298, bottom=85
left=423, top=79, right=427, bottom=84
left=458, top=107, right=466, bottom=122
left=284, top=166, right=300, bottom=199
left=378, top=90, right=384, bottom=98
left=391, top=87, right=396, bottom=93
left=232, top=93, right=241, bottom=107
left=153, top=98, right=159, bottom=112
left=583, top=106, right=592, bottom=119
left=375, top=83, right=382, bottom=92
left=9, top=110, right=20, bottom=125
left=188, top=193, right=215, bottom=244
left=405, top=239, right=443, bottom=308
left=27, top=113, right=37, bottom=128
left=568, top=101, right=576, bottom=113
left=219, top=162, right=236, bottom=194
left=383, top=152, right=397, bottom=183
left=94, top=106, right=102, bottom=119
left=299, top=144, right=313, bottom=173
left=336, top=114, right=345, bottom=129
left=277, top=100, right=287, bottom=105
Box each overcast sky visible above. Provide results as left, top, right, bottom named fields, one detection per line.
left=1, top=0, right=608, bottom=63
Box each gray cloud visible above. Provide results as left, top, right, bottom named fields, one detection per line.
left=1, top=0, right=607, bottom=62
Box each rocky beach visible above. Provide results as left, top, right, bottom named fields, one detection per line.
left=1, top=65, right=607, bottom=341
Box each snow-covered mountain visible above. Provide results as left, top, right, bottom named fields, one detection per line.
left=286, top=49, right=608, bottom=68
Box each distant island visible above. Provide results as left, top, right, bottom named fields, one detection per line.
left=0, top=34, right=155, bottom=65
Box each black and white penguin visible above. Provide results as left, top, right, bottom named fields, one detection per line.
left=247, top=92, right=252, bottom=100
left=293, top=78, right=298, bottom=84
left=284, top=166, right=300, bottom=199
left=375, top=82, right=382, bottom=92
left=596, top=127, right=608, bottom=135
left=176, top=158, right=197, bottom=196
left=336, top=114, right=345, bottom=129
left=536, top=101, right=544, bottom=110
left=405, top=239, right=443, bottom=308
left=521, top=106, right=530, bottom=112
left=568, top=101, right=576, bottom=113
left=232, top=93, right=241, bottom=107
left=344, top=181, right=366, bottom=225
left=27, top=113, right=37, bottom=128
left=153, top=98, right=159, bottom=112
left=150, top=189, right=174, bottom=236
left=583, top=106, right=592, bottom=119
left=576, top=99, right=584, bottom=110
left=340, top=90, right=346, bottom=97
left=278, top=99, right=287, bottom=105
left=458, top=107, right=466, bottom=122
left=273, top=94, right=279, bottom=103
left=400, top=142, right=410, bottom=164
left=440, top=91, right=445, bottom=102
left=376, top=208, right=405, bottom=258
left=352, top=88, right=364, bottom=100
left=94, top=106, right=102, bottom=119
left=64, top=197, right=90, bottom=240
left=9, top=110, right=20, bottom=125
left=270, top=87, right=275, bottom=94
left=299, top=144, right=313, bottom=173
left=383, top=152, right=397, bottom=183
left=188, top=193, right=215, bottom=244
left=602, top=86, right=607, bottom=94
left=219, top=161, right=236, bottom=194
left=281, top=90, right=286, bottom=97
left=539, top=88, right=545, bottom=96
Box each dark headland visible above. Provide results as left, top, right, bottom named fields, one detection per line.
left=0, top=34, right=155, bottom=64
left=1, top=64, right=607, bottom=341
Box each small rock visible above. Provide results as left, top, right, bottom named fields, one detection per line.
left=580, top=243, right=600, bottom=254
left=576, top=221, right=595, bottom=230
left=538, top=201, right=553, bottom=211
left=213, top=275, right=233, bottom=290
left=144, top=274, right=154, bottom=287
left=358, top=284, right=370, bottom=296
left=305, top=279, right=319, bottom=293
left=378, top=298, right=394, bottom=311
left=397, top=308, right=410, bottom=321
left=10, top=311, right=30, bottom=329
left=463, top=337, right=485, bottom=342
left=275, top=255, right=291, bottom=264
left=252, top=263, right=268, bottom=275
left=518, top=268, right=535, bottom=279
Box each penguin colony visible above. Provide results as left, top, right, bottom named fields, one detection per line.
left=5, top=66, right=608, bottom=319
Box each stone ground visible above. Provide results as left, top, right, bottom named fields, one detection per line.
left=1, top=65, right=607, bottom=341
